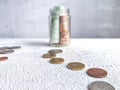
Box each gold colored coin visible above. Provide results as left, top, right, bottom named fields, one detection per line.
left=42, top=53, right=56, bottom=58
left=49, top=58, right=64, bottom=64
left=67, top=62, right=85, bottom=71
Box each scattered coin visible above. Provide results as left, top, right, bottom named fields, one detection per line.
left=49, top=58, right=64, bottom=64
left=67, top=62, right=85, bottom=71
left=0, top=57, right=8, bottom=61
left=87, top=68, right=107, bottom=78
left=8, top=46, right=21, bottom=49
left=0, top=46, right=9, bottom=50
left=0, top=49, right=14, bottom=54
left=42, top=53, right=56, bottom=58
left=48, top=49, right=63, bottom=54
left=88, top=81, right=115, bottom=90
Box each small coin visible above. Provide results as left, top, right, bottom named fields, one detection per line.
left=0, top=49, right=14, bottom=54
left=49, top=58, right=64, bottom=64
left=0, top=46, right=9, bottom=50
left=67, top=62, right=85, bottom=71
left=42, top=53, right=56, bottom=58
left=0, top=57, right=8, bottom=61
left=48, top=49, right=63, bottom=54
left=88, top=81, right=115, bottom=90
left=87, top=68, right=107, bottom=78
left=8, top=46, right=21, bottom=49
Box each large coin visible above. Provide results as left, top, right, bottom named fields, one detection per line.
left=88, top=81, right=115, bottom=90
left=87, top=68, right=107, bottom=78
left=42, top=53, right=56, bottom=58
left=49, top=58, right=64, bottom=64
left=0, top=57, right=8, bottom=61
left=0, top=49, right=14, bottom=54
left=67, top=62, right=85, bottom=71
left=8, top=46, right=21, bottom=49
left=48, top=49, right=63, bottom=54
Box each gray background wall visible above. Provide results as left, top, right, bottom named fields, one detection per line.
left=0, top=0, right=120, bottom=38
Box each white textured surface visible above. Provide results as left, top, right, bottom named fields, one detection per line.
left=0, top=0, right=120, bottom=38
left=0, top=39, right=120, bottom=90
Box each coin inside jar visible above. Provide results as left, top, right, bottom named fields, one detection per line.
left=0, top=57, right=8, bottom=61
left=0, top=49, right=14, bottom=54
left=88, top=81, right=115, bottom=90
left=42, top=53, right=56, bottom=58
left=67, top=62, right=85, bottom=71
left=87, top=68, right=107, bottom=78
left=49, top=58, right=64, bottom=64
left=48, top=49, right=63, bottom=54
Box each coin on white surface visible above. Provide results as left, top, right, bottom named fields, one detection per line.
left=42, top=53, right=56, bottom=58
left=67, top=62, right=85, bottom=71
left=0, top=49, right=14, bottom=54
left=8, top=46, right=21, bottom=49
left=49, top=58, right=64, bottom=64
left=88, top=81, right=115, bottom=90
left=48, top=49, right=63, bottom=54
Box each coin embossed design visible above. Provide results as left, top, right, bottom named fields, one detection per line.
left=42, top=53, right=56, bottom=58
left=48, top=49, right=63, bottom=54
left=0, top=57, right=8, bottom=61
left=49, top=58, right=64, bottom=64
left=88, top=81, right=115, bottom=90
left=87, top=68, right=107, bottom=78
left=67, top=62, right=85, bottom=71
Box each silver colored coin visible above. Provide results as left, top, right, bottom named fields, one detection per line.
left=0, top=49, right=14, bottom=54
left=0, top=46, right=9, bottom=50
left=48, top=49, right=63, bottom=54
left=8, top=46, right=21, bottom=49
left=88, top=81, right=115, bottom=90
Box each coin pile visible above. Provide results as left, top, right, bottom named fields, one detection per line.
left=42, top=49, right=64, bottom=64
left=0, top=46, right=21, bottom=62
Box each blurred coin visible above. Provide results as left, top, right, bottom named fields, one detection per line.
left=48, top=49, right=63, bottom=54
left=42, top=53, right=56, bottom=58
left=88, top=81, right=115, bottom=90
left=0, top=46, right=9, bottom=50
left=67, top=62, right=85, bottom=71
left=8, top=46, right=21, bottom=49
left=49, top=58, right=64, bottom=64
left=0, top=49, right=14, bottom=54
left=0, top=57, right=8, bottom=61
left=87, top=68, right=107, bottom=78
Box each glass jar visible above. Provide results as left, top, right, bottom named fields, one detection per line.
left=49, top=6, right=71, bottom=47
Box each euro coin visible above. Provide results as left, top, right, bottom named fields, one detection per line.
left=49, top=58, right=64, bottom=64
left=87, top=68, right=107, bottom=78
left=88, top=81, right=115, bottom=90
left=67, top=62, right=85, bottom=71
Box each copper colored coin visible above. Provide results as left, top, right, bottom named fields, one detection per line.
left=42, top=53, right=56, bottom=58
left=49, top=58, right=64, bottom=64
left=67, top=62, right=85, bottom=71
left=48, top=49, right=63, bottom=54
left=0, top=57, right=8, bottom=61
left=87, top=68, right=107, bottom=78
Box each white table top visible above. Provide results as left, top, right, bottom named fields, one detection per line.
left=0, top=39, right=120, bottom=90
